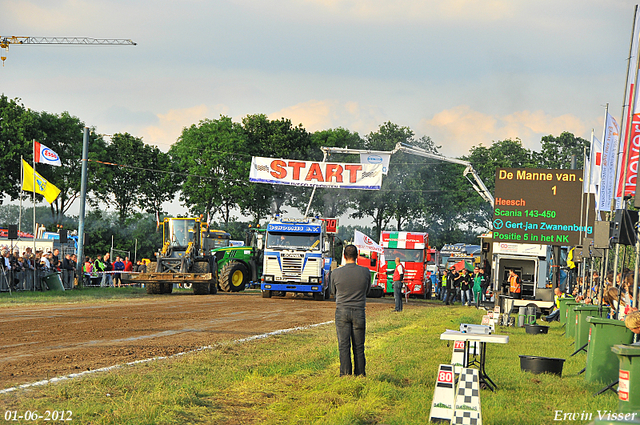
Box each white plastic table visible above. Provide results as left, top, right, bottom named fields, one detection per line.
left=440, top=330, right=509, bottom=391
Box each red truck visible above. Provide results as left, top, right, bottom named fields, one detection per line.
left=356, top=231, right=433, bottom=299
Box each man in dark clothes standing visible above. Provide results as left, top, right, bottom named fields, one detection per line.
left=330, top=244, right=372, bottom=377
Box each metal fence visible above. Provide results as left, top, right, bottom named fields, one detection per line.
left=0, top=268, right=76, bottom=291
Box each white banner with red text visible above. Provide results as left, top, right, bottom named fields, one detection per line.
left=249, top=156, right=383, bottom=189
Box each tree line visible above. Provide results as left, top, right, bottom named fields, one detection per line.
left=0, top=94, right=589, bottom=253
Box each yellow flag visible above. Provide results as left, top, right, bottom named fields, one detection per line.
left=22, top=159, right=61, bottom=204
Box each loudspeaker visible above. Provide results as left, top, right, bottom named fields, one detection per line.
left=7, top=225, right=17, bottom=240
left=594, top=221, right=613, bottom=249
left=573, top=246, right=584, bottom=262
left=59, top=229, right=67, bottom=244
left=612, top=209, right=638, bottom=246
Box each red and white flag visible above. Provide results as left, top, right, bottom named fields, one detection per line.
left=34, top=141, right=62, bottom=166
left=617, top=9, right=640, bottom=197
left=584, top=135, right=602, bottom=194
left=353, top=230, right=384, bottom=254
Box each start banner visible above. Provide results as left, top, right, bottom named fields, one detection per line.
left=249, top=156, right=382, bottom=189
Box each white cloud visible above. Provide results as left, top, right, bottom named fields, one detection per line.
left=267, top=99, right=385, bottom=135
left=142, top=104, right=229, bottom=151
left=280, top=0, right=518, bottom=23
left=419, top=105, right=591, bottom=156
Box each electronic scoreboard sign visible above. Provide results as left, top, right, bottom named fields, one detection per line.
left=492, top=168, right=592, bottom=246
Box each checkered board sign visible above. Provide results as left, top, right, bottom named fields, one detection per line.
left=452, top=368, right=482, bottom=425
left=380, top=231, right=427, bottom=249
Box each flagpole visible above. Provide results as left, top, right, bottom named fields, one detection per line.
left=32, top=140, right=37, bottom=291
left=616, top=5, right=639, bottom=201
left=581, top=132, right=592, bottom=287
left=613, top=15, right=640, bottom=288
left=19, top=156, right=23, bottom=234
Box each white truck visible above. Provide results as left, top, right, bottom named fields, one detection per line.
left=260, top=216, right=332, bottom=300
left=487, top=241, right=554, bottom=314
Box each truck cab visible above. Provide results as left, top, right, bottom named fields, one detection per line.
left=261, top=217, right=332, bottom=300
left=485, top=239, right=555, bottom=314
left=378, top=231, right=432, bottom=299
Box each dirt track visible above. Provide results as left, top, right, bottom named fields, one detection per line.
left=0, top=292, right=396, bottom=389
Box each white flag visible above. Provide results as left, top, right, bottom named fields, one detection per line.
left=598, top=113, right=620, bottom=212
left=34, top=141, right=62, bottom=166
left=353, top=230, right=384, bottom=254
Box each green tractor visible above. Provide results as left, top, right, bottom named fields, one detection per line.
left=210, top=228, right=264, bottom=292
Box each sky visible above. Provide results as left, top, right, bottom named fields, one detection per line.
left=2, top=0, right=639, bottom=218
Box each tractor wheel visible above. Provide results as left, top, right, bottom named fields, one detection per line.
left=192, top=282, right=210, bottom=295
left=210, top=273, right=218, bottom=295
left=147, top=262, right=158, bottom=273
left=162, top=282, right=174, bottom=294
left=219, top=262, right=249, bottom=292
left=191, top=261, right=210, bottom=274
left=146, top=281, right=162, bottom=294
left=262, top=290, right=272, bottom=298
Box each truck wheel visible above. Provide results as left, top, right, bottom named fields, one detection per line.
left=146, top=282, right=162, bottom=294
left=313, top=291, right=325, bottom=301
left=162, top=282, right=174, bottom=294
left=219, top=262, right=249, bottom=292
left=262, top=290, right=272, bottom=298
left=193, top=282, right=210, bottom=295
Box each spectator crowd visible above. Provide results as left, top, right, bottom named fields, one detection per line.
left=0, top=245, right=148, bottom=291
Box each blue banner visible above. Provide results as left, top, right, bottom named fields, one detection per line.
left=267, top=224, right=321, bottom=233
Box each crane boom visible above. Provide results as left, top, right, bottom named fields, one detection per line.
left=318, top=142, right=495, bottom=206
left=393, top=142, right=494, bottom=206
left=0, top=36, right=136, bottom=65
left=1, top=36, right=136, bottom=46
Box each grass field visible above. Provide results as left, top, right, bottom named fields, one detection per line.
left=0, top=301, right=620, bottom=424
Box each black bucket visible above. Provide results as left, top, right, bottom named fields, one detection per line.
left=519, top=355, right=565, bottom=376
left=524, top=324, right=549, bottom=335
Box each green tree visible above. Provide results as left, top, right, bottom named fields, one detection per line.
left=92, top=133, right=162, bottom=224
left=171, top=116, right=250, bottom=225
left=0, top=95, right=40, bottom=203
left=139, top=146, right=182, bottom=218
left=534, top=132, right=588, bottom=170
left=240, top=114, right=312, bottom=221
left=33, top=111, right=106, bottom=223
left=289, top=128, right=363, bottom=218
left=350, top=122, right=435, bottom=235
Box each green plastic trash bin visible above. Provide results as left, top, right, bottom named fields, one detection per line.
left=565, top=302, right=581, bottom=339
left=42, top=272, right=65, bottom=291
left=558, top=297, right=575, bottom=326
left=574, top=305, right=603, bottom=353
left=611, top=344, right=640, bottom=415
left=584, top=316, right=635, bottom=384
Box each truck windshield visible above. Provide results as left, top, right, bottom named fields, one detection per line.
left=168, top=219, right=196, bottom=247
left=267, top=232, right=320, bottom=250
left=210, top=238, right=230, bottom=249
left=383, top=248, right=423, bottom=262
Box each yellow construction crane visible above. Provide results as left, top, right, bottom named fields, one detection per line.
left=0, top=36, right=137, bottom=66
